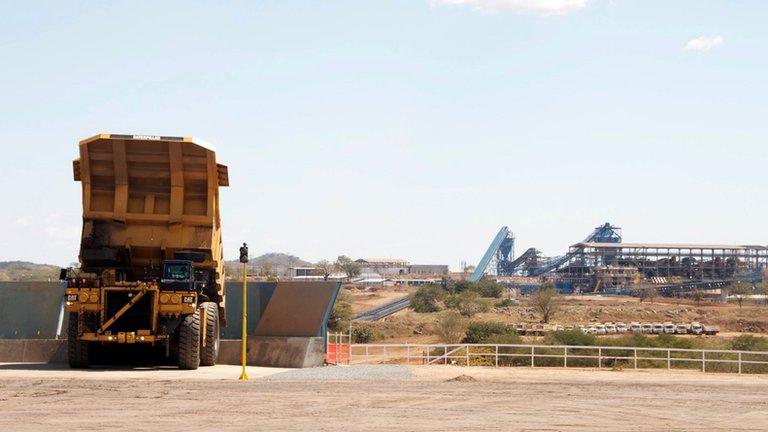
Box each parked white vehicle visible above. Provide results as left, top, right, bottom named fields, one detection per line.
left=641, top=323, right=654, bottom=334
left=616, top=322, right=628, bottom=333
left=704, top=325, right=719, bottom=335
left=604, top=323, right=617, bottom=334
left=690, top=322, right=704, bottom=335
left=676, top=324, right=690, bottom=335
left=629, top=322, right=642, bottom=333
left=594, top=324, right=607, bottom=335
left=663, top=322, right=677, bottom=334
left=652, top=323, right=664, bottom=334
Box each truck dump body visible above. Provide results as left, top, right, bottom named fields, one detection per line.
left=67, top=134, right=229, bottom=369
left=74, top=134, right=228, bottom=308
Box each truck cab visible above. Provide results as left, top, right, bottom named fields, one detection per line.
left=161, top=260, right=195, bottom=291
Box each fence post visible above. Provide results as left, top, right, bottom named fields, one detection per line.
left=598, top=347, right=602, bottom=369
left=702, top=350, right=706, bottom=373
left=667, top=349, right=671, bottom=370
left=335, top=333, right=340, bottom=365
left=383, top=345, right=387, bottom=359
left=564, top=347, right=568, bottom=368
left=466, top=345, right=470, bottom=366
left=426, top=348, right=430, bottom=364
left=406, top=344, right=411, bottom=365
left=444, top=346, right=448, bottom=365
left=738, top=352, right=742, bottom=374
left=495, top=345, right=499, bottom=367
left=634, top=349, right=637, bottom=370
left=531, top=346, right=535, bottom=367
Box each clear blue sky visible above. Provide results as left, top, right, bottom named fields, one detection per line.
left=1, top=1, right=766, bottom=268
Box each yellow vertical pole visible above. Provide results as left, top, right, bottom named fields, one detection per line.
left=239, top=261, right=248, bottom=381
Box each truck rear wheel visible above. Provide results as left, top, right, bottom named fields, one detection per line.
left=67, top=313, right=90, bottom=368
left=200, top=302, right=220, bottom=366
left=177, top=310, right=201, bottom=370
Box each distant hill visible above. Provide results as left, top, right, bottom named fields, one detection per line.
left=224, top=252, right=312, bottom=279
left=0, top=261, right=61, bottom=282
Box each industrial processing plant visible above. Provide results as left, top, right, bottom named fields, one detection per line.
left=471, top=223, right=768, bottom=294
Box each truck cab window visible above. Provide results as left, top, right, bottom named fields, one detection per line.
left=164, top=264, right=190, bottom=280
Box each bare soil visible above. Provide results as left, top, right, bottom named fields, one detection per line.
left=347, top=285, right=412, bottom=314
left=0, top=364, right=766, bottom=431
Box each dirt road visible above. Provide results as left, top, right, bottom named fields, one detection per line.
left=0, top=364, right=766, bottom=431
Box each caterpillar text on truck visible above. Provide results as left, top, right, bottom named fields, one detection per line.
left=63, top=134, right=229, bottom=369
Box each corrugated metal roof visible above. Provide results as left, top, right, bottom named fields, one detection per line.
left=575, top=242, right=768, bottom=250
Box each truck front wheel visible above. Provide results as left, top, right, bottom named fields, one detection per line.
left=177, top=310, right=201, bottom=370
left=200, top=302, right=220, bottom=366
left=67, top=313, right=90, bottom=368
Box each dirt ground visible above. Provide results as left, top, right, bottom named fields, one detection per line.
left=1, top=364, right=766, bottom=431
left=348, top=285, right=412, bottom=313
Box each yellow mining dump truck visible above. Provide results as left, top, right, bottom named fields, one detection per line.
left=64, top=134, right=229, bottom=369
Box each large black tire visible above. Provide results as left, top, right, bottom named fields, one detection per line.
left=177, top=310, right=201, bottom=370
left=199, top=302, right=220, bottom=367
left=67, top=312, right=90, bottom=368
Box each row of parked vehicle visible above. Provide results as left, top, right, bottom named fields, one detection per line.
left=512, top=322, right=719, bottom=336
left=578, top=321, right=719, bottom=336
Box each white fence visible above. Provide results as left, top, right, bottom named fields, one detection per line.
left=349, top=343, right=768, bottom=374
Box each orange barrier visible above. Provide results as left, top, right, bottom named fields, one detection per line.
left=326, top=342, right=350, bottom=365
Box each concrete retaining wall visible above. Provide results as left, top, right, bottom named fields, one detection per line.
left=0, top=339, right=67, bottom=363
left=0, top=338, right=325, bottom=368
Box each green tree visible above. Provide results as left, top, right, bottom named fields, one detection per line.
left=758, top=281, right=768, bottom=306
left=410, top=285, right=444, bottom=313
left=530, top=282, right=560, bottom=323
left=335, top=255, right=362, bottom=279
left=691, top=289, right=704, bottom=306
left=635, top=285, right=658, bottom=303
left=315, top=259, right=333, bottom=280
left=728, top=280, right=752, bottom=309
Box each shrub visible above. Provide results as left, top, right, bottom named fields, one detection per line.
left=471, top=280, right=504, bottom=298
left=495, top=298, right=516, bottom=307
left=351, top=327, right=377, bottom=344
left=463, top=321, right=516, bottom=343
left=443, top=294, right=461, bottom=310
left=731, top=334, right=768, bottom=351
left=410, top=285, right=444, bottom=313
left=454, top=291, right=491, bottom=317
left=546, top=329, right=596, bottom=346
left=433, top=311, right=467, bottom=344
left=328, top=295, right=354, bottom=331
left=451, top=280, right=472, bottom=294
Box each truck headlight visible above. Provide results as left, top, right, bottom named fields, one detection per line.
left=182, top=295, right=195, bottom=304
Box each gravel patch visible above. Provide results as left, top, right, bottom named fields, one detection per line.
left=263, top=365, right=412, bottom=381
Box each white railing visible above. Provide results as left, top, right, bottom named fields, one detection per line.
left=349, top=343, right=768, bottom=374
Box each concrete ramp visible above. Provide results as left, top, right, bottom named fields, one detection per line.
left=255, top=281, right=340, bottom=337
left=219, top=337, right=327, bottom=368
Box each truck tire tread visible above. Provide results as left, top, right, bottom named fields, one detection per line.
left=200, top=302, right=220, bottom=366
left=67, top=312, right=90, bottom=368
left=177, top=310, right=201, bottom=370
